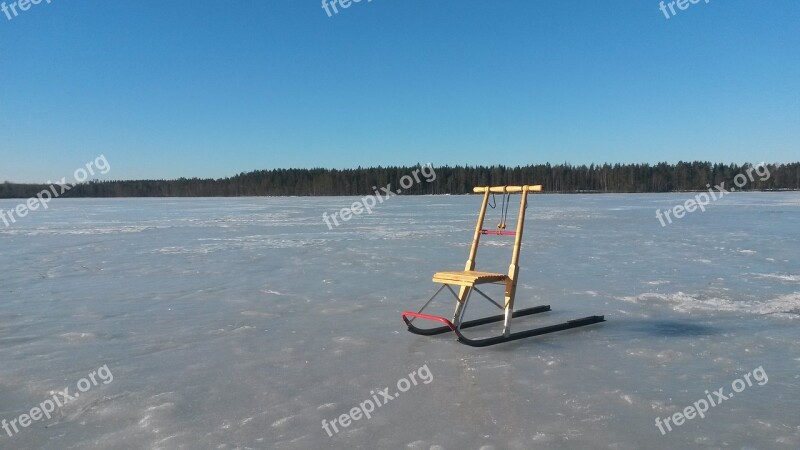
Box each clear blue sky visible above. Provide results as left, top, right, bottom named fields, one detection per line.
left=1, top=0, right=798, bottom=182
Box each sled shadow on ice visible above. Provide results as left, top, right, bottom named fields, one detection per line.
left=626, top=319, right=718, bottom=337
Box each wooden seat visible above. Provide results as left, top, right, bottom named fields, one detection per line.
left=432, top=270, right=508, bottom=287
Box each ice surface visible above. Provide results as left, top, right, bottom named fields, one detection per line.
left=1, top=193, right=799, bottom=449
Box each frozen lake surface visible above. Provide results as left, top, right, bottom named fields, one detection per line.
left=1, top=193, right=799, bottom=449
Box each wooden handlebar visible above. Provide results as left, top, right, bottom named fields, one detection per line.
left=472, top=185, right=542, bottom=193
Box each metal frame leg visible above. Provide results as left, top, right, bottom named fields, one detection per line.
left=502, top=306, right=513, bottom=337
left=452, top=288, right=473, bottom=329
left=407, top=284, right=447, bottom=325
left=502, top=276, right=517, bottom=337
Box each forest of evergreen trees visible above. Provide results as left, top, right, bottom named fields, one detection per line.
left=1, top=162, right=798, bottom=198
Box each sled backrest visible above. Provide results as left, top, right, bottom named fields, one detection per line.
left=465, top=185, right=542, bottom=274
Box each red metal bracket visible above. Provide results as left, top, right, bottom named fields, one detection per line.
left=401, top=311, right=456, bottom=331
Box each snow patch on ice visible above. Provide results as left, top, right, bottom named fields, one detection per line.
left=153, top=237, right=325, bottom=254
left=457, top=240, right=511, bottom=247
left=60, top=332, right=97, bottom=342
left=750, top=273, right=800, bottom=283
left=209, top=325, right=256, bottom=334
left=650, top=400, right=671, bottom=413
left=753, top=293, right=800, bottom=317
left=333, top=336, right=366, bottom=345
left=625, top=348, right=683, bottom=362
left=531, top=432, right=549, bottom=441
left=618, top=291, right=800, bottom=318
left=155, top=246, right=212, bottom=255
left=240, top=310, right=279, bottom=318
left=271, top=415, right=297, bottom=428
left=1, top=226, right=154, bottom=236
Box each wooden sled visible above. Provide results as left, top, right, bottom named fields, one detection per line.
left=401, top=185, right=604, bottom=347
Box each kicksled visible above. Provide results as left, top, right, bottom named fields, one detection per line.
left=401, top=185, right=604, bottom=347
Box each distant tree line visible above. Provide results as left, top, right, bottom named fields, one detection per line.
left=1, top=162, right=798, bottom=198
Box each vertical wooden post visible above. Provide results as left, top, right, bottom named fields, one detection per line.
left=452, top=190, right=491, bottom=324
left=464, top=190, right=491, bottom=273
left=502, top=185, right=529, bottom=335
